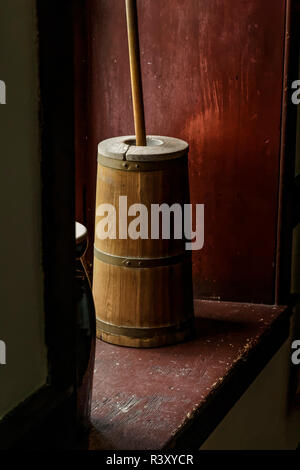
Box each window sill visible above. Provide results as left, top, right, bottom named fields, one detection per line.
left=87, top=300, right=291, bottom=450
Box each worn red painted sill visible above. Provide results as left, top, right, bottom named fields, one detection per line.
left=87, top=300, right=290, bottom=450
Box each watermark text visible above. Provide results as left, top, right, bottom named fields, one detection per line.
left=291, top=340, right=300, bottom=365
left=0, top=80, right=6, bottom=104
left=0, top=340, right=6, bottom=365
left=96, top=196, right=204, bottom=251
left=291, top=80, right=300, bottom=105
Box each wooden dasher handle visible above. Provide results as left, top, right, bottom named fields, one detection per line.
left=125, top=0, right=146, bottom=146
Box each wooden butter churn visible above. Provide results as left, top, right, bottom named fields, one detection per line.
left=93, top=0, right=194, bottom=347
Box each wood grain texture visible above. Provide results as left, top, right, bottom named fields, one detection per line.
left=125, top=0, right=146, bottom=146
left=77, top=0, right=286, bottom=303
left=93, top=258, right=194, bottom=342
left=88, top=300, right=290, bottom=450
left=94, top=161, right=189, bottom=258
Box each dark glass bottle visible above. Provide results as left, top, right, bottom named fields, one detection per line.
left=75, top=222, right=96, bottom=433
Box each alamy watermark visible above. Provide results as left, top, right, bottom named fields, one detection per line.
left=1, top=80, right=7, bottom=364
left=291, top=80, right=300, bottom=105
left=0, top=340, right=6, bottom=365
left=291, top=340, right=300, bottom=365
left=0, top=80, right=6, bottom=104
left=95, top=196, right=204, bottom=251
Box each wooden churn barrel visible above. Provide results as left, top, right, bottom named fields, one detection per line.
left=93, top=135, right=194, bottom=347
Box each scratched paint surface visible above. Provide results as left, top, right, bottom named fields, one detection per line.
left=76, top=0, right=286, bottom=303
left=89, top=300, right=286, bottom=450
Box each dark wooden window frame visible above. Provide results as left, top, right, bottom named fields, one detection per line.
left=275, top=0, right=300, bottom=305
left=0, top=0, right=78, bottom=450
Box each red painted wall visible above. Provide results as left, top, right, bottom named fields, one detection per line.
left=76, top=0, right=286, bottom=303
